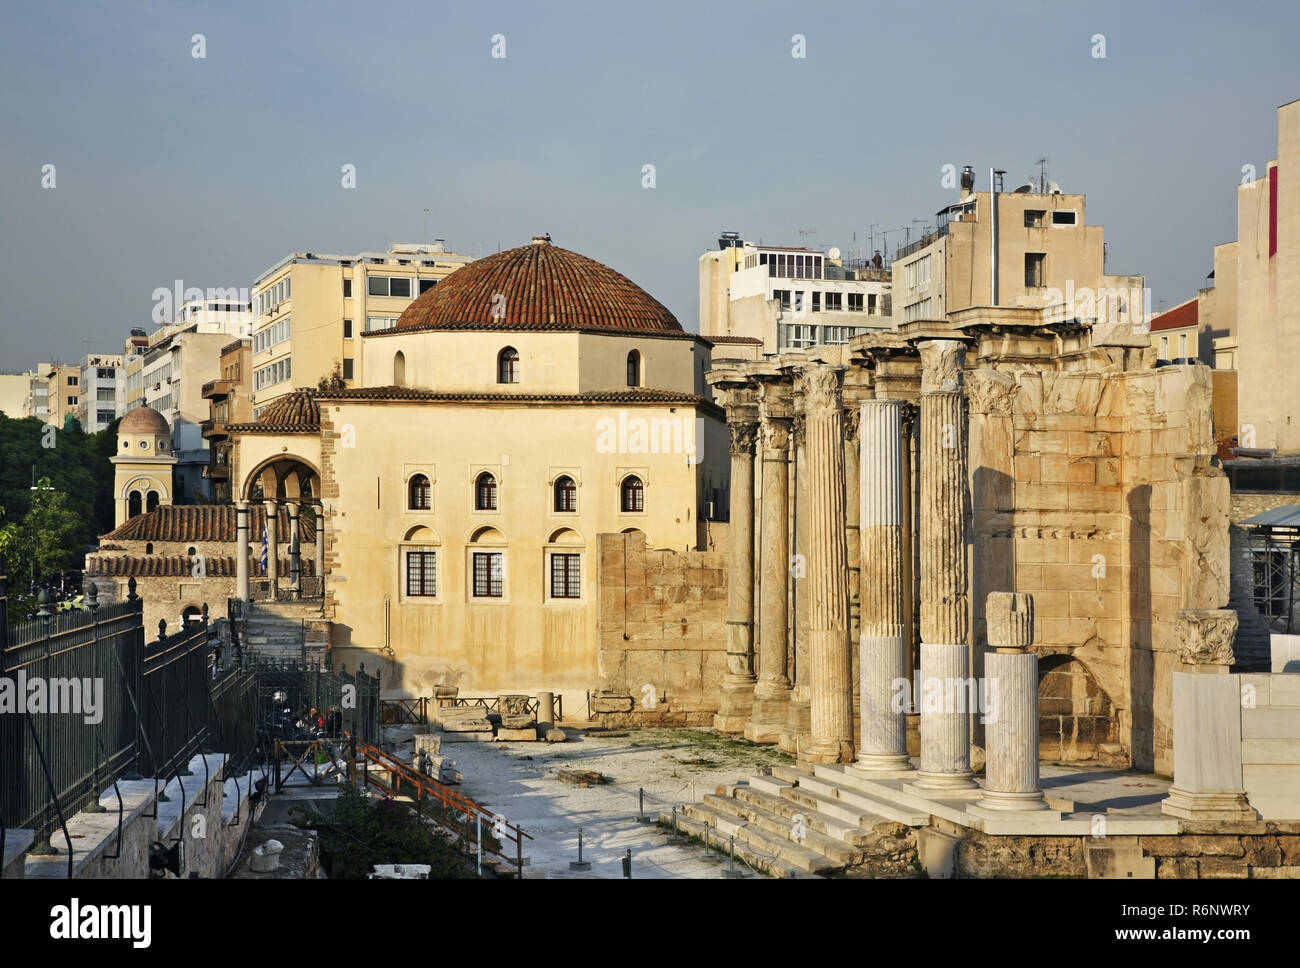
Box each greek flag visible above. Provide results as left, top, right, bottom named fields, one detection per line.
left=260, top=522, right=268, bottom=571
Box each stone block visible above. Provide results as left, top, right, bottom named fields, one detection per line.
left=1272, top=635, right=1300, bottom=674
left=917, top=827, right=960, bottom=879
left=443, top=717, right=493, bottom=732
left=497, top=727, right=537, bottom=742
left=440, top=731, right=494, bottom=743
left=545, top=729, right=567, bottom=742
left=590, top=694, right=634, bottom=713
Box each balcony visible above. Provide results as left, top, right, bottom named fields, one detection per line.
left=201, top=378, right=234, bottom=400
left=200, top=417, right=226, bottom=439
left=203, top=464, right=230, bottom=480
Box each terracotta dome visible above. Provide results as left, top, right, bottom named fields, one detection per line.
left=394, top=235, right=682, bottom=334
left=119, top=406, right=169, bottom=435
left=256, top=389, right=320, bottom=430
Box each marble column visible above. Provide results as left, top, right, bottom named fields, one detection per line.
left=800, top=364, right=854, bottom=764
left=746, top=399, right=792, bottom=743
left=978, top=592, right=1048, bottom=810
left=914, top=340, right=978, bottom=790
left=853, top=398, right=913, bottom=772
left=235, top=500, right=251, bottom=602
left=714, top=407, right=759, bottom=735
left=287, top=500, right=302, bottom=598
left=263, top=499, right=279, bottom=593
left=314, top=502, right=326, bottom=596
left=780, top=410, right=812, bottom=754
left=1162, top=609, right=1257, bottom=821
left=842, top=388, right=863, bottom=731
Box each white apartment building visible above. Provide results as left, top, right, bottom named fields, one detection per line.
left=76, top=353, right=125, bottom=432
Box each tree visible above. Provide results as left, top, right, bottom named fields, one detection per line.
left=317, top=361, right=346, bottom=392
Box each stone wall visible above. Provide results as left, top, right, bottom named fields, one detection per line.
left=593, top=531, right=729, bottom=725
left=1239, top=671, right=1300, bottom=819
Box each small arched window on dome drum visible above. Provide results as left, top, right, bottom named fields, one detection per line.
left=620, top=475, right=644, bottom=513
left=475, top=472, right=498, bottom=511
left=554, top=475, right=577, bottom=512
left=128, top=490, right=142, bottom=519
left=394, top=351, right=406, bottom=386
left=145, top=542, right=153, bottom=555
left=498, top=347, right=519, bottom=384
left=146, top=492, right=160, bottom=512
left=409, top=473, right=431, bottom=510
left=627, top=350, right=641, bottom=387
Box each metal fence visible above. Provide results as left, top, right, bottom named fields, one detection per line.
left=0, top=576, right=258, bottom=859
left=254, top=659, right=380, bottom=747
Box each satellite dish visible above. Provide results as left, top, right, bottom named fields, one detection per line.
left=1047, top=180, right=1061, bottom=194
left=827, top=246, right=841, bottom=260
left=1013, top=182, right=1035, bottom=194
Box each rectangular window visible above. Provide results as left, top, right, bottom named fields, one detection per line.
left=473, top=552, right=504, bottom=597
left=366, top=316, right=397, bottom=332
left=342, top=358, right=354, bottom=380
left=1024, top=253, right=1045, bottom=288
left=405, top=550, right=437, bottom=597
left=97, top=367, right=115, bottom=379
left=1025, top=210, right=1046, bottom=228
left=389, top=277, right=411, bottom=298
left=68, top=375, right=78, bottom=385
left=97, top=409, right=115, bottom=424
left=67, top=396, right=77, bottom=406
left=367, top=276, right=413, bottom=298
left=1179, top=333, right=1188, bottom=358
left=812, top=291, right=821, bottom=313
left=550, top=553, right=581, bottom=599
left=343, top=279, right=352, bottom=298
left=343, top=319, right=353, bottom=338
left=847, top=293, right=864, bottom=312
left=97, top=388, right=115, bottom=401
left=774, top=289, right=791, bottom=310
left=1051, top=210, right=1077, bottom=226
left=419, top=279, right=437, bottom=294
left=824, top=292, right=842, bottom=311
left=868, top=293, right=877, bottom=314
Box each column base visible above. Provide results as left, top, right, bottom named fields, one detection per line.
left=712, top=678, right=756, bottom=736
left=799, top=740, right=855, bottom=766
left=777, top=697, right=811, bottom=754
left=909, top=770, right=980, bottom=794
left=1161, top=788, right=1258, bottom=822
left=744, top=690, right=790, bottom=744
left=849, top=752, right=915, bottom=774
left=974, top=789, right=1051, bottom=812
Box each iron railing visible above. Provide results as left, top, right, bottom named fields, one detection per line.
left=254, top=659, right=380, bottom=747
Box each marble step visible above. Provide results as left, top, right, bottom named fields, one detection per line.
left=732, top=785, right=880, bottom=843
left=707, top=792, right=864, bottom=863
left=657, top=811, right=806, bottom=879
left=796, top=772, right=933, bottom=827
left=680, top=802, right=845, bottom=874
left=776, top=783, right=893, bottom=833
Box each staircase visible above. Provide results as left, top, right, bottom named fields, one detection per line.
left=240, top=601, right=325, bottom=661
left=660, top=764, right=924, bottom=878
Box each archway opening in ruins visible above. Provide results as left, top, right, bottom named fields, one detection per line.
left=1037, top=653, right=1119, bottom=764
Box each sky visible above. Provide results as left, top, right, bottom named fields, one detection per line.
left=0, top=0, right=1296, bottom=367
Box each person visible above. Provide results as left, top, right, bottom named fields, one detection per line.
left=309, top=707, right=325, bottom=730
left=325, top=705, right=343, bottom=737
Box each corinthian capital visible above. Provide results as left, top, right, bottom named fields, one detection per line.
left=918, top=340, right=967, bottom=394
left=729, top=421, right=760, bottom=456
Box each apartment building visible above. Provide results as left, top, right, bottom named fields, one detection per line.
left=248, top=241, right=473, bottom=415
left=76, top=353, right=124, bottom=433
left=201, top=337, right=251, bottom=505
left=699, top=231, right=893, bottom=354
left=0, top=372, right=31, bottom=417
left=41, top=364, right=81, bottom=428
left=891, top=166, right=1144, bottom=327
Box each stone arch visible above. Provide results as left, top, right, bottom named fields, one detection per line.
left=547, top=527, right=583, bottom=545
left=394, top=350, right=406, bottom=386
left=469, top=525, right=505, bottom=544
left=240, top=455, right=322, bottom=502
left=146, top=492, right=160, bottom=512
left=403, top=524, right=440, bottom=543
left=181, top=604, right=202, bottom=626
left=1037, top=653, right=1119, bottom=764
left=128, top=490, right=142, bottom=519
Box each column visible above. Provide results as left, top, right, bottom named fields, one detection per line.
left=263, top=499, right=279, bottom=593
left=287, top=500, right=302, bottom=598
left=713, top=404, right=759, bottom=735
left=1162, top=609, right=1257, bottom=821
left=236, top=500, right=251, bottom=602
left=852, top=398, right=913, bottom=772
left=914, top=340, right=978, bottom=790
left=800, top=364, right=854, bottom=764
left=314, top=502, right=326, bottom=596
left=842, top=388, right=862, bottom=730
left=977, top=592, right=1048, bottom=810
left=746, top=400, right=792, bottom=743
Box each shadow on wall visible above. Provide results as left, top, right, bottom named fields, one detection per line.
left=1037, top=653, right=1119, bottom=764
left=1127, top=484, right=1153, bottom=772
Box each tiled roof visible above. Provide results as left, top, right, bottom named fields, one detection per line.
left=1150, top=298, right=1198, bottom=333
left=229, top=388, right=320, bottom=433
left=702, top=335, right=764, bottom=345
left=101, top=504, right=317, bottom=543
left=392, top=236, right=683, bottom=334
left=120, top=406, right=169, bottom=434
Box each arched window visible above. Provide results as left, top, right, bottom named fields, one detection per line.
left=626, top=350, right=641, bottom=387
left=187, top=546, right=196, bottom=557
left=408, top=473, right=431, bottom=510
left=498, top=347, right=519, bottom=384
left=554, top=475, right=577, bottom=512
left=620, top=475, right=644, bottom=512
left=145, top=542, right=154, bottom=555
left=393, top=351, right=406, bottom=386
left=146, top=492, right=160, bottom=512
left=475, top=472, right=498, bottom=511
left=128, top=490, right=142, bottom=519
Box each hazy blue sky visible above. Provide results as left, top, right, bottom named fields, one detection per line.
left=1, top=0, right=1296, bottom=367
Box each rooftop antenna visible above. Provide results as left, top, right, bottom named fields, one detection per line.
left=423, top=208, right=430, bottom=240
left=1035, top=157, right=1049, bottom=194
left=797, top=227, right=817, bottom=245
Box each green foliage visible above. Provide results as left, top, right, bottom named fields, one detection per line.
left=0, top=413, right=119, bottom=587
left=297, top=784, right=482, bottom=879
left=317, top=361, right=346, bottom=392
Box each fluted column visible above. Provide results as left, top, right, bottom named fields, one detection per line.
left=263, top=499, right=279, bottom=592
left=236, top=500, right=250, bottom=602
left=287, top=500, right=302, bottom=598
left=978, top=592, right=1048, bottom=809
left=800, top=364, right=854, bottom=764
left=853, top=398, right=913, bottom=772
left=915, top=340, right=977, bottom=790
left=714, top=412, right=759, bottom=734
left=747, top=402, right=792, bottom=743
